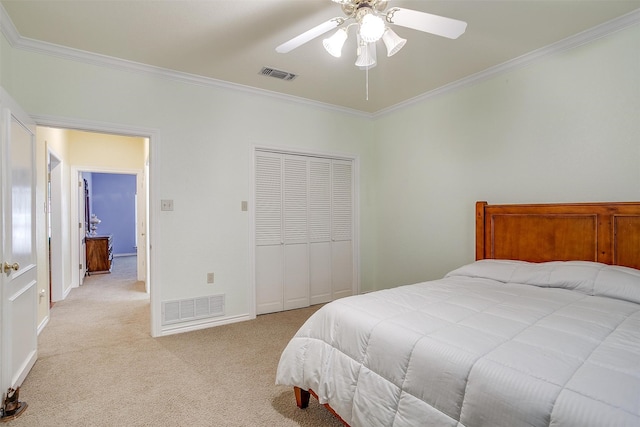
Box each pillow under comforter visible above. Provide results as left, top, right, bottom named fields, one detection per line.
left=447, top=259, right=640, bottom=304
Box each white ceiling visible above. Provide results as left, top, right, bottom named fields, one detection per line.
left=2, top=1, right=639, bottom=114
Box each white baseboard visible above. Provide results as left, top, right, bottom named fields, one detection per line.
left=160, top=313, right=254, bottom=336
left=37, top=315, right=50, bottom=335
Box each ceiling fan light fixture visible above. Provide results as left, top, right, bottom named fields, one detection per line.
left=278, top=0, right=468, bottom=98
left=382, top=28, right=406, bottom=57
left=359, top=13, right=385, bottom=43
left=323, top=28, right=348, bottom=58
left=355, top=41, right=377, bottom=69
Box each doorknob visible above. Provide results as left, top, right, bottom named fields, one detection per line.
left=3, top=262, right=19, bottom=273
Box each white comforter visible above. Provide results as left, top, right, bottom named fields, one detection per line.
left=276, top=260, right=640, bottom=427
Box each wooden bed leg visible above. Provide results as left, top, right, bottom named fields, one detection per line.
left=294, top=386, right=310, bottom=409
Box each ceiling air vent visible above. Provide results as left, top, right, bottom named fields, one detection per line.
left=259, top=67, right=297, bottom=81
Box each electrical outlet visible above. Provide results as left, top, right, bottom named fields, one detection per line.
left=207, top=272, right=214, bottom=284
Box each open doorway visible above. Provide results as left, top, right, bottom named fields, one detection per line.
left=80, top=171, right=141, bottom=279
left=42, top=126, right=152, bottom=314
left=38, top=119, right=159, bottom=337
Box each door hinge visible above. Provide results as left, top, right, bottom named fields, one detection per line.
left=79, top=263, right=83, bottom=270
left=79, top=222, right=83, bottom=229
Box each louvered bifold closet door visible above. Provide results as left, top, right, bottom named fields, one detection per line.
left=282, top=155, right=310, bottom=310
left=308, top=158, right=332, bottom=305
left=331, top=160, right=354, bottom=300
left=255, top=151, right=354, bottom=314
left=255, top=152, right=284, bottom=314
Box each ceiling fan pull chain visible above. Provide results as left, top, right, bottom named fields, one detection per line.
left=365, top=65, right=369, bottom=101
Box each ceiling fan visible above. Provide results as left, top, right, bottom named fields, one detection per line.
left=276, top=0, right=467, bottom=69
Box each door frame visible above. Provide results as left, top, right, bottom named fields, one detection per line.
left=31, top=114, right=162, bottom=337
left=250, top=144, right=361, bottom=317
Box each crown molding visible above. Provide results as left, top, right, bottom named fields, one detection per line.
left=0, top=2, right=18, bottom=40
left=0, top=4, right=371, bottom=119
left=1, top=4, right=638, bottom=120
left=374, top=8, right=640, bottom=118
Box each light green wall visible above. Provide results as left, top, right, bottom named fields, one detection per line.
left=1, top=22, right=638, bottom=330
left=0, top=32, right=376, bottom=328
left=371, top=23, right=640, bottom=288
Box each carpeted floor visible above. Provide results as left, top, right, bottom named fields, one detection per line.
left=10, top=256, right=343, bottom=426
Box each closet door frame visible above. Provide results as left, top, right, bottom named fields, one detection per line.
left=250, top=145, right=360, bottom=317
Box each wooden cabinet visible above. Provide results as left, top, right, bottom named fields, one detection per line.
left=86, top=235, right=113, bottom=274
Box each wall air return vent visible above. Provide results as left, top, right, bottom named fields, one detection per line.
left=162, top=294, right=225, bottom=325
left=259, top=67, right=297, bottom=81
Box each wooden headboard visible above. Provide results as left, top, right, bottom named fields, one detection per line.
left=476, top=201, right=640, bottom=270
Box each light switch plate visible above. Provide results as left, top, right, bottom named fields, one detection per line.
left=161, top=199, right=174, bottom=211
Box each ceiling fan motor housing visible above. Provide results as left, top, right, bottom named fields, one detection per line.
left=341, top=0, right=389, bottom=17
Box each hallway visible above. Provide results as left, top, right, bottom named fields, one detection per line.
left=10, top=256, right=150, bottom=425
left=45, top=255, right=149, bottom=346
left=4, top=255, right=145, bottom=425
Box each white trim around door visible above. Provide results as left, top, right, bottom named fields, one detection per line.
left=30, top=114, right=162, bottom=337
left=250, top=144, right=360, bottom=317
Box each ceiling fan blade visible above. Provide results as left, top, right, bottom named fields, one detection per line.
left=276, top=18, right=342, bottom=53
left=387, top=8, right=467, bottom=39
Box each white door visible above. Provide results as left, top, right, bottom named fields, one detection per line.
left=331, top=160, right=354, bottom=300
left=136, top=171, right=147, bottom=286
left=255, top=150, right=355, bottom=314
left=78, top=174, right=87, bottom=285
left=255, top=152, right=284, bottom=314
left=282, top=155, right=309, bottom=311
left=48, top=152, right=65, bottom=300
left=255, top=153, right=311, bottom=314
left=0, top=91, right=38, bottom=396
left=308, top=158, right=332, bottom=305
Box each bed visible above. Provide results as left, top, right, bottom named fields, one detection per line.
left=275, top=201, right=640, bottom=427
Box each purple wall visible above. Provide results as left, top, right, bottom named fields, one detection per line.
left=90, top=173, right=137, bottom=255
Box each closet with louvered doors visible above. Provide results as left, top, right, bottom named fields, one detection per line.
left=255, top=150, right=354, bottom=315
